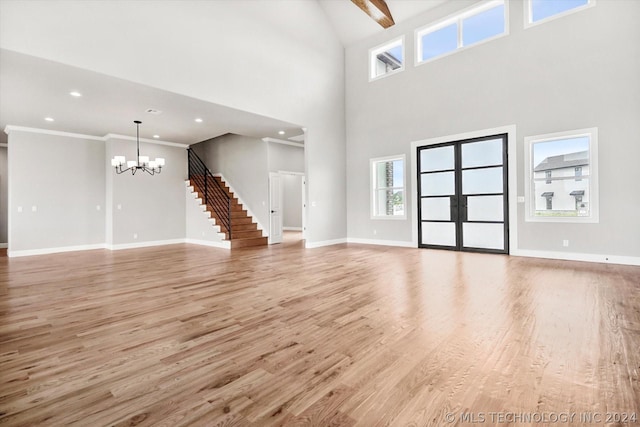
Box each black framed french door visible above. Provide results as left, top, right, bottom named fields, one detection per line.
left=417, top=134, right=509, bottom=254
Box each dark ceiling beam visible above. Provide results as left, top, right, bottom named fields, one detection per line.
left=351, top=0, right=395, bottom=29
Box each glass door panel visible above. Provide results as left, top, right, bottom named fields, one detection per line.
left=421, top=197, right=451, bottom=221
left=462, top=167, right=503, bottom=195
left=420, top=145, right=454, bottom=172
left=421, top=171, right=455, bottom=196
left=466, top=195, right=503, bottom=222
left=462, top=223, right=505, bottom=250
left=422, top=222, right=456, bottom=247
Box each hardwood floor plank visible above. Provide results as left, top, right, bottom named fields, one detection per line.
left=1, top=238, right=639, bottom=425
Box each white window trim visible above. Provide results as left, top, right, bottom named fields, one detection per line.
left=415, top=0, right=508, bottom=67
left=524, top=127, right=599, bottom=223
left=369, top=36, right=405, bottom=82
left=524, top=0, right=595, bottom=29
left=370, top=154, right=407, bottom=220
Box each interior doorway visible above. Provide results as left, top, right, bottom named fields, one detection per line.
left=417, top=134, right=509, bottom=254
left=269, top=171, right=305, bottom=244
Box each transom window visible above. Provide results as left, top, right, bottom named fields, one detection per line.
left=371, top=155, right=406, bottom=219
left=369, top=37, right=404, bottom=81
left=416, top=0, right=507, bottom=64
left=526, top=0, right=595, bottom=28
left=524, top=128, right=599, bottom=223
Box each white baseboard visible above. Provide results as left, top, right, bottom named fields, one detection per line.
left=107, top=239, right=185, bottom=251
left=0, top=243, right=7, bottom=249
left=184, top=238, right=231, bottom=249
left=512, top=249, right=640, bottom=266
left=283, top=227, right=303, bottom=231
left=305, top=238, right=348, bottom=249
left=346, top=238, right=415, bottom=248
left=8, top=243, right=107, bottom=258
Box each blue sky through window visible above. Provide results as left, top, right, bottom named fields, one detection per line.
left=421, top=23, right=457, bottom=61
left=387, top=45, right=403, bottom=63
left=531, top=0, right=589, bottom=22
left=462, top=4, right=505, bottom=46
left=392, top=160, right=403, bottom=187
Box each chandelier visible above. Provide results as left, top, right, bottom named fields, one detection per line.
left=111, top=120, right=165, bottom=175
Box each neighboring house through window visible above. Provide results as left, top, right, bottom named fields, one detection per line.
left=524, top=128, right=599, bottom=222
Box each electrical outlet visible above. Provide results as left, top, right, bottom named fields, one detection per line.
left=373, top=229, right=377, bottom=235
left=563, top=240, right=569, bottom=247
left=32, top=206, right=37, bottom=212
left=17, top=206, right=22, bottom=213
left=117, top=204, right=122, bottom=210
left=96, top=205, right=101, bottom=211
left=133, top=233, right=138, bottom=239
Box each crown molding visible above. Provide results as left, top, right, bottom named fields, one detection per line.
left=3, top=125, right=188, bottom=148
left=4, top=125, right=104, bottom=141
left=104, top=134, right=188, bottom=148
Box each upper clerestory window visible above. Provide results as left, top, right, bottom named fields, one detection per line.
left=369, top=36, right=404, bottom=81
left=526, top=0, right=594, bottom=28
left=416, top=0, right=507, bottom=65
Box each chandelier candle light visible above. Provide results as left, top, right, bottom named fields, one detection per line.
left=111, top=120, right=165, bottom=175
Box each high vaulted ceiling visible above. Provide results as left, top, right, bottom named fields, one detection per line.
left=0, top=0, right=448, bottom=146
left=318, top=0, right=448, bottom=46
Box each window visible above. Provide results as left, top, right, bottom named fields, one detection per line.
left=369, top=37, right=404, bottom=81
left=371, top=155, right=406, bottom=219
left=524, top=128, right=599, bottom=223
left=526, top=0, right=594, bottom=28
left=416, top=0, right=507, bottom=64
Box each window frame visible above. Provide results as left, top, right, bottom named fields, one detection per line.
left=524, top=0, right=595, bottom=29
left=524, top=128, right=599, bottom=223
left=369, top=36, right=405, bottom=82
left=415, top=0, right=508, bottom=66
left=370, top=154, right=407, bottom=220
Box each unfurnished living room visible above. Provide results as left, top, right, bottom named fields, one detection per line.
left=0, top=0, right=638, bottom=425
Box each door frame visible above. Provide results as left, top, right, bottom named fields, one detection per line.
left=417, top=135, right=509, bottom=254
left=268, top=172, right=283, bottom=244
left=410, top=125, right=518, bottom=253
left=272, top=170, right=306, bottom=242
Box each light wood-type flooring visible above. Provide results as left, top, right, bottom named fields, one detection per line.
left=1, top=233, right=639, bottom=426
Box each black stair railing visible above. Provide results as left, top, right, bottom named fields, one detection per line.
left=187, top=148, right=232, bottom=239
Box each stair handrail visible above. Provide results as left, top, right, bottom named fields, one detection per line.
left=187, top=148, right=232, bottom=239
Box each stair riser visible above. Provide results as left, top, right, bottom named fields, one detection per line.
left=231, top=237, right=268, bottom=249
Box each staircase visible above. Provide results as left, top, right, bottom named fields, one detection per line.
left=187, top=149, right=267, bottom=249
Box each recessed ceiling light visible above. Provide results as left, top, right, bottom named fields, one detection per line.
left=195, top=118, right=203, bottom=123
left=278, top=130, right=285, bottom=135
left=44, top=117, right=55, bottom=122
left=153, top=135, right=160, bottom=139
left=69, top=91, right=82, bottom=97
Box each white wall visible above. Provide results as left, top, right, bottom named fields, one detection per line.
left=106, top=136, right=186, bottom=247
left=0, top=147, right=7, bottom=244
left=268, top=142, right=304, bottom=173
left=7, top=130, right=105, bottom=252
left=6, top=129, right=187, bottom=254
left=0, top=0, right=346, bottom=246
left=345, top=0, right=640, bottom=259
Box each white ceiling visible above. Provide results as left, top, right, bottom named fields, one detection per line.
left=0, top=49, right=304, bottom=145
left=318, top=0, right=449, bottom=46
